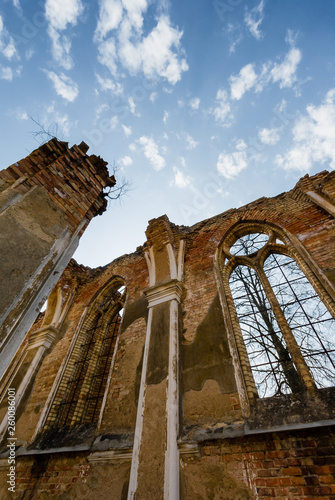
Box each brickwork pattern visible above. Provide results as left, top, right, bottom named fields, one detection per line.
left=0, top=453, right=92, bottom=498
left=0, top=138, right=114, bottom=235
left=1, top=170, right=333, bottom=498
left=4, top=427, right=335, bottom=499
left=16, top=251, right=148, bottom=443
left=199, top=426, right=335, bottom=499
left=45, top=279, right=125, bottom=429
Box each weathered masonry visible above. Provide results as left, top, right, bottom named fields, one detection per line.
left=0, top=139, right=114, bottom=381
left=0, top=168, right=335, bottom=499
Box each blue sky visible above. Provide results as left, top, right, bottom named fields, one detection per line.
left=1, top=0, right=335, bottom=267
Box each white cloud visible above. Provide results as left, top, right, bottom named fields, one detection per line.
left=0, top=66, right=13, bottom=81
left=95, top=0, right=123, bottom=41
left=244, top=0, right=265, bottom=40
left=225, top=2, right=265, bottom=54
left=128, top=96, right=136, bottom=114
left=39, top=104, right=75, bottom=138
left=259, top=127, right=280, bottom=145
left=94, top=2, right=188, bottom=85
left=276, top=99, right=287, bottom=113
left=163, top=110, right=169, bottom=124
left=17, top=110, right=28, bottom=120
left=228, top=41, right=302, bottom=100
left=44, top=71, right=79, bottom=102
left=12, top=0, right=21, bottom=11
left=122, top=124, right=132, bottom=136
left=109, top=115, right=119, bottom=129
left=123, top=0, right=148, bottom=29
left=276, top=88, right=335, bottom=171
left=54, top=113, right=72, bottom=137
left=227, top=23, right=243, bottom=55
left=96, top=73, right=123, bottom=94
left=25, top=48, right=34, bottom=60
left=217, top=140, right=248, bottom=179
left=230, top=63, right=258, bottom=100
left=270, top=47, right=302, bottom=89
left=172, top=166, right=191, bottom=189
left=185, top=133, right=198, bottom=150
left=2, top=40, right=16, bottom=59
left=45, top=0, right=84, bottom=69
left=212, top=89, right=232, bottom=126
left=0, top=15, right=18, bottom=60
left=138, top=135, right=166, bottom=170
left=45, top=0, right=83, bottom=34
left=97, top=39, right=118, bottom=74
left=7, top=108, right=28, bottom=121
left=46, top=102, right=56, bottom=114
left=120, top=155, right=133, bottom=167
left=236, top=139, right=247, bottom=151
left=285, top=29, right=298, bottom=48
left=95, top=103, right=109, bottom=120
left=189, top=97, right=200, bottom=110
left=122, top=15, right=188, bottom=84
left=149, top=91, right=157, bottom=102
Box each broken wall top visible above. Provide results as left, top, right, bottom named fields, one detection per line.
left=0, top=138, right=115, bottom=234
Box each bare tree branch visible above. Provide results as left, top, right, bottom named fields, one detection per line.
left=103, top=160, right=132, bottom=204
left=229, top=233, right=335, bottom=397
left=28, top=115, right=64, bottom=145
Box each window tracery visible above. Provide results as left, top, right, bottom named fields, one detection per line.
left=44, top=279, right=126, bottom=430
left=220, top=224, right=335, bottom=400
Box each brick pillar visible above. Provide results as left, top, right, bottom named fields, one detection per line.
left=128, top=216, right=185, bottom=500
left=0, top=139, right=114, bottom=379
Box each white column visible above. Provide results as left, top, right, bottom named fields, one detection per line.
left=0, top=219, right=86, bottom=380
left=127, top=281, right=182, bottom=500
left=164, top=298, right=180, bottom=500
left=306, top=190, right=335, bottom=217
left=127, top=307, right=153, bottom=500
left=0, top=326, right=58, bottom=441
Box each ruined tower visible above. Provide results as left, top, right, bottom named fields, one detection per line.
left=0, top=139, right=114, bottom=380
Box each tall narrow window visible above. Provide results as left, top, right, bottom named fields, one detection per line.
left=45, top=279, right=126, bottom=430
left=264, top=254, right=335, bottom=389
left=229, top=265, right=296, bottom=397
left=221, top=225, right=335, bottom=399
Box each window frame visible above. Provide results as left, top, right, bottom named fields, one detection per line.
left=41, top=276, right=126, bottom=433
left=215, top=221, right=335, bottom=413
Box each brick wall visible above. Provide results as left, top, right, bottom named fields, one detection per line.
left=191, top=426, right=335, bottom=499
left=0, top=170, right=334, bottom=499
left=0, top=138, right=115, bottom=233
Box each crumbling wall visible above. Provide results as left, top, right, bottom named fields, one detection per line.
left=0, top=139, right=115, bottom=380
left=0, top=170, right=334, bottom=499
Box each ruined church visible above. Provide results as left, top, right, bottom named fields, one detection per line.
left=0, top=138, right=335, bottom=499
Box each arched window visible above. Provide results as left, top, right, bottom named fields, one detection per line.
left=45, top=278, right=126, bottom=430
left=220, top=224, right=335, bottom=400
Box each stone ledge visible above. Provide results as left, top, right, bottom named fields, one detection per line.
left=88, top=448, right=133, bottom=463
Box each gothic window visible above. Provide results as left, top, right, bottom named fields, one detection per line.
left=45, top=279, right=126, bottom=430
left=221, top=225, right=335, bottom=400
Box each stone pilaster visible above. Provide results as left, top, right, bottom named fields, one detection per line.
left=128, top=216, right=185, bottom=500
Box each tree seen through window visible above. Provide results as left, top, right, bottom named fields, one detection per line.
left=226, top=231, right=335, bottom=398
